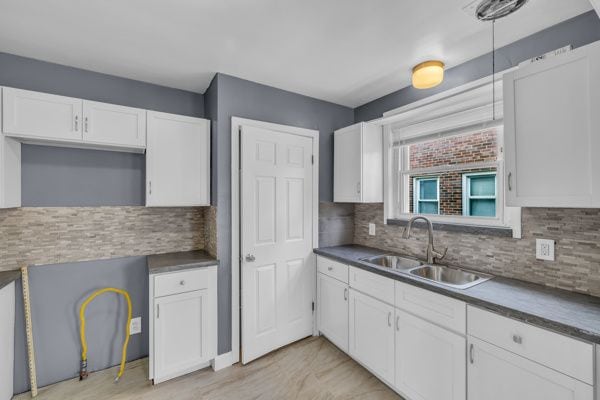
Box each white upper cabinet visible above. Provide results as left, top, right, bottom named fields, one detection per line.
left=2, top=87, right=82, bottom=142
left=334, top=122, right=383, bottom=203
left=146, top=111, right=210, bottom=207
left=82, top=100, right=146, bottom=149
left=504, top=41, right=600, bottom=207
left=0, top=135, right=21, bottom=209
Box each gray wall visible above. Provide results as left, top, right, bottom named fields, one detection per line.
left=21, top=145, right=145, bottom=206
left=13, top=257, right=149, bottom=394
left=0, top=54, right=205, bottom=393
left=0, top=52, right=205, bottom=208
left=355, top=11, right=600, bottom=122
left=207, top=74, right=354, bottom=354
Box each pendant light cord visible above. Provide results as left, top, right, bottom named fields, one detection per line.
left=492, top=18, right=496, bottom=121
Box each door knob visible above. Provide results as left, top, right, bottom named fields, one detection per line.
left=245, top=254, right=256, bottom=262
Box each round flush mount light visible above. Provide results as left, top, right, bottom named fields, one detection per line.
left=476, top=0, right=529, bottom=21
left=412, top=60, right=445, bottom=90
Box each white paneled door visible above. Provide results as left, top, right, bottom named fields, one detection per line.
left=241, top=124, right=314, bottom=364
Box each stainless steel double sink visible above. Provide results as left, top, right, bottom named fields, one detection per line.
left=360, top=254, right=492, bottom=290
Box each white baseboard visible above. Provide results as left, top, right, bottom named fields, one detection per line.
left=211, top=352, right=234, bottom=371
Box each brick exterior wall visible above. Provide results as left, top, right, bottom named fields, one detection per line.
left=408, top=130, right=497, bottom=215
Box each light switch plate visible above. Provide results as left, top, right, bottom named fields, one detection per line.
left=536, top=239, right=555, bottom=261
left=130, top=317, right=142, bottom=335
left=368, top=223, right=376, bottom=236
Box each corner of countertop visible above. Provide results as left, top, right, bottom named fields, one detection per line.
left=147, top=249, right=219, bottom=274
left=0, top=269, right=21, bottom=290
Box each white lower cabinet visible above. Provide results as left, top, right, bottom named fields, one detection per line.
left=348, top=288, right=395, bottom=384
left=150, top=266, right=217, bottom=384
left=394, top=308, right=466, bottom=400
left=468, top=337, right=593, bottom=400
left=317, top=256, right=596, bottom=400
left=0, top=282, right=15, bottom=400
left=317, top=273, right=348, bottom=352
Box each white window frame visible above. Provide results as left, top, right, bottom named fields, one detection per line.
left=378, top=72, right=522, bottom=238
left=462, top=171, right=497, bottom=217
left=413, top=176, right=440, bottom=215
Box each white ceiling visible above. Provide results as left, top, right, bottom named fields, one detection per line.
left=0, top=0, right=593, bottom=107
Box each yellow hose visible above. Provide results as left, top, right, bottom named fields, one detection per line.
left=79, top=288, right=132, bottom=382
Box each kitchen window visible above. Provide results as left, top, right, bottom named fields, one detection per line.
left=463, top=172, right=497, bottom=217
left=413, top=177, right=440, bottom=215
left=382, top=75, right=521, bottom=237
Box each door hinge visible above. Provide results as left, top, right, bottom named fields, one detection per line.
left=312, top=301, right=315, bottom=312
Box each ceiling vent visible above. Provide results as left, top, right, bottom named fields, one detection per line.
left=476, top=0, right=529, bottom=21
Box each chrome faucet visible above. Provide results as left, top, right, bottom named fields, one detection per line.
left=402, top=216, right=447, bottom=264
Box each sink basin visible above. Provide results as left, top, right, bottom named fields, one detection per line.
left=408, top=264, right=492, bottom=289
left=360, top=254, right=423, bottom=271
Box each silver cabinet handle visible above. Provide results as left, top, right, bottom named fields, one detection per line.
left=179, top=280, right=186, bottom=286
left=156, top=304, right=160, bottom=319
left=327, top=266, right=333, bottom=271
left=469, top=343, right=474, bottom=364
left=245, top=254, right=256, bottom=262
left=343, top=288, right=348, bottom=301
left=508, top=172, right=513, bottom=191
left=512, top=334, right=523, bottom=344
left=84, top=116, right=89, bottom=133
left=396, top=315, right=400, bottom=331
left=148, top=181, right=152, bottom=195
left=356, top=182, right=361, bottom=194
left=387, top=312, right=392, bottom=327
left=74, top=115, right=79, bottom=131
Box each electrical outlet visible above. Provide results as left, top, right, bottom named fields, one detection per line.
left=368, top=223, right=376, bottom=236
left=130, top=317, right=142, bottom=335
left=536, top=239, right=555, bottom=261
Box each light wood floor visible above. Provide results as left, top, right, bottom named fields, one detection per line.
left=15, top=336, right=403, bottom=400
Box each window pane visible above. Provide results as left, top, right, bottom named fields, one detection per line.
left=470, top=199, right=496, bottom=217
left=419, top=201, right=439, bottom=215
left=419, top=179, right=438, bottom=200
left=470, top=175, right=496, bottom=196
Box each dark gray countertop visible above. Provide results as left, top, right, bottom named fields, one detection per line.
left=315, top=244, right=600, bottom=344
left=147, top=250, right=219, bottom=274
left=0, top=269, right=20, bottom=290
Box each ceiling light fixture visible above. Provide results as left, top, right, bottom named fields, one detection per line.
left=412, top=60, right=445, bottom=90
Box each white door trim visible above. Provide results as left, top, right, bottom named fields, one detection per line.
left=231, top=116, right=319, bottom=364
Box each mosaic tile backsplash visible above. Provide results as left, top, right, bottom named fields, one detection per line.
left=0, top=207, right=207, bottom=271
left=354, top=203, right=600, bottom=297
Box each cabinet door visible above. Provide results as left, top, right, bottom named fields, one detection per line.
left=2, top=87, right=82, bottom=141
left=82, top=100, right=146, bottom=148
left=0, top=135, right=21, bottom=209
left=395, top=309, right=465, bottom=400
left=317, top=273, right=348, bottom=352
left=468, top=337, right=593, bottom=400
left=504, top=42, right=600, bottom=207
left=0, top=282, right=15, bottom=400
left=334, top=125, right=362, bottom=202
left=146, top=111, right=210, bottom=206
left=154, top=289, right=214, bottom=383
left=348, top=289, right=395, bottom=383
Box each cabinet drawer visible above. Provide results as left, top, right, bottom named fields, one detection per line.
left=317, top=256, right=348, bottom=284
left=395, top=281, right=466, bottom=334
left=154, top=267, right=215, bottom=298
left=468, top=306, right=594, bottom=384
left=349, top=266, right=394, bottom=305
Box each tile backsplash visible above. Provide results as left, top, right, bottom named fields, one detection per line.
left=319, top=202, right=355, bottom=248
left=0, top=206, right=208, bottom=271
left=354, top=203, right=600, bottom=297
